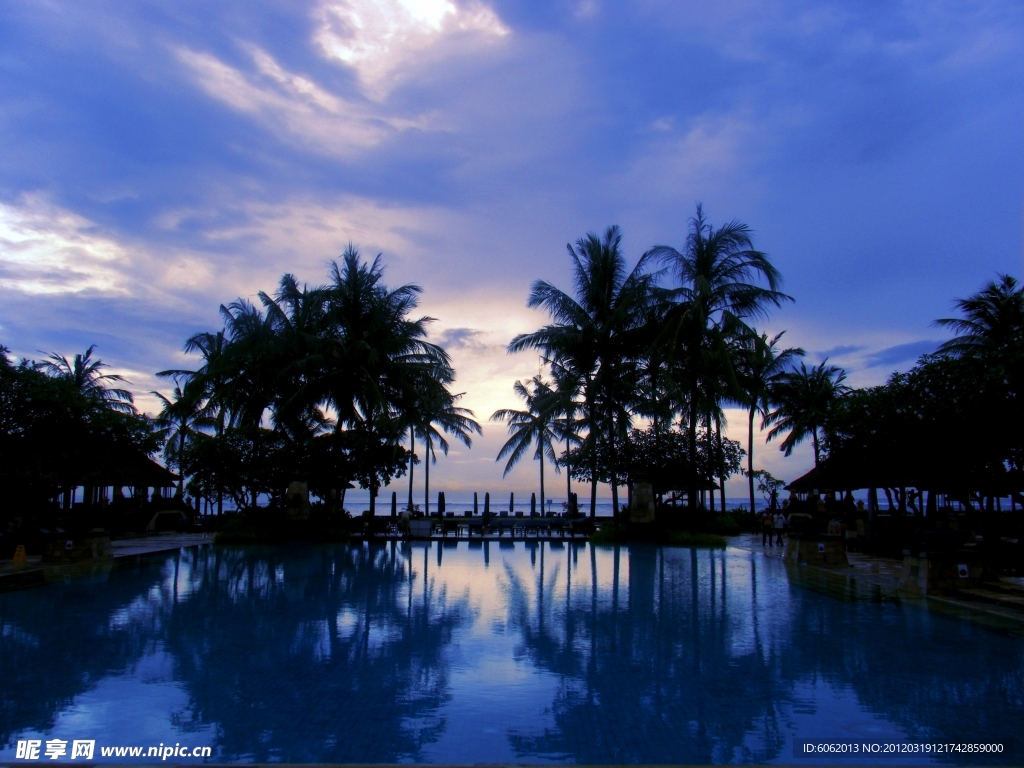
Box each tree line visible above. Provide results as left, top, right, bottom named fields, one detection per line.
left=3, top=207, right=1021, bottom=520
left=488, top=208, right=1021, bottom=517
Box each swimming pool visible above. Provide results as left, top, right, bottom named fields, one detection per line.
left=1, top=541, right=1021, bottom=763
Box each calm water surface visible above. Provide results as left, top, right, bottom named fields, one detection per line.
left=1, top=541, right=1022, bottom=764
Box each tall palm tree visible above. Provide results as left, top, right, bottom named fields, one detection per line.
left=407, top=381, right=480, bottom=515
left=321, top=245, right=453, bottom=513
left=645, top=204, right=791, bottom=509
left=735, top=331, right=804, bottom=513
left=765, top=360, right=848, bottom=468
left=509, top=226, right=653, bottom=517
left=492, top=376, right=559, bottom=516
left=159, top=330, right=230, bottom=513
left=40, top=345, right=135, bottom=414
left=152, top=381, right=213, bottom=497
left=543, top=360, right=583, bottom=504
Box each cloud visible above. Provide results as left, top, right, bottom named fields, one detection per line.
left=174, top=45, right=430, bottom=156
left=437, top=327, right=485, bottom=349
left=815, top=344, right=867, bottom=360
left=312, top=0, right=509, bottom=100
left=0, top=194, right=130, bottom=296
left=864, top=339, right=940, bottom=368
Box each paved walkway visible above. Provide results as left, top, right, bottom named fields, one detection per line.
left=731, top=532, right=1024, bottom=627
left=0, top=533, right=213, bottom=592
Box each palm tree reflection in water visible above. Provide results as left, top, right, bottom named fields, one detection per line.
left=1, top=544, right=1023, bottom=764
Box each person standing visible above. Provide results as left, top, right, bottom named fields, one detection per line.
left=773, top=510, right=786, bottom=546
left=761, top=511, right=774, bottom=547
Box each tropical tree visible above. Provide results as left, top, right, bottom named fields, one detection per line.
left=406, top=381, right=480, bottom=515
left=935, top=273, right=1024, bottom=359
left=734, top=331, right=804, bottom=513
left=39, top=345, right=135, bottom=414
left=645, top=204, right=791, bottom=509
left=160, top=245, right=463, bottom=515
left=544, top=360, right=583, bottom=504
left=509, top=226, right=654, bottom=517
left=492, top=376, right=559, bottom=516
left=765, top=360, right=848, bottom=467
left=152, top=381, right=213, bottom=498
left=160, top=330, right=230, bottom=512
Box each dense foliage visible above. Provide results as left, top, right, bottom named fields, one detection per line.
left=822, top=275, right=1024, bottom=505
left=159, top=245, right=478, bottom=513
left=0, top=346, right=159, bottom=512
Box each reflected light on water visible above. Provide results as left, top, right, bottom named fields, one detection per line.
left=1, top=541, right=1022, bottom=764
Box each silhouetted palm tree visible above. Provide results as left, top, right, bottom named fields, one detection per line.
left=40, top=345, right=135, bottom=414
left=935, top=273, right=1024, bottom=358
left=407, top=381, right=480, bottom=515
left=492, top=376, right=559, bottom=516
left=645, top=204, right=791, bottom=509
left=510, top=226, right=653, bottom=517
left=159, top=330, right=230, bottom=513
left=735, top=331, right=804, bottom=512
left=765, top=360, right=848, bottom=468
left=543, top=360, right=583, bottom=504
left=152, top=382, right=213, bottom=497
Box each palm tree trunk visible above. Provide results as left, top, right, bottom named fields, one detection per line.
left=716, top=416, right=725, bottom=514
left=408, top=427, right=415, bottom=510
left=609, top=426, right=619, bottom=518
left=688, top=396, right=698, bottom=511
left=539, top=442, right=545, bottom=517
left=425, top=439, right=430, bottom=516
left=590, top=458, right=598, bottom=520
left=748, top=407, right=756, bottom=515
left=707, top=411, right=715, bottom=511
left=217, top=408, right=224, bottom=516
left=178, top=428, right=185, bottom=497
left=812, top=428, right=820, bottom=468
left=565, top=437, right=571, bottom=502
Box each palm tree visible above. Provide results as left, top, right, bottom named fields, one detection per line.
left=935, top=274, right=1024, bottom=358
left=159, top=330, right=230, bottom=513
left=509, top=226, right=653, bottom=517
left=735, top=331, right=804, bottom=513
left=645, top=204, right=791, bottom=509
left=935, top=273, right=1024, bottom=488
left=492, top=376, right=559, bottom=516
left=765, top=360, right=848, bottom=468
left=152, top=381, right=213, bottom=498
left=407, top=381, right=480, bottom=515
left=321, top=245, right=453, bottom=513
left=543, top=360, right=583, bottom=505
left=40, top=345, right=135, bottom=413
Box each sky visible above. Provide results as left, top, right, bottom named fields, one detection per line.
left=1, top=0, right=1022, bottom=502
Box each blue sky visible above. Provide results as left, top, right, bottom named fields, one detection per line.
left=1, top=0, right=1022, bottom=498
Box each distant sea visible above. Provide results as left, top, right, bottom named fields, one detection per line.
left=232, top=490, right=783, bottom=516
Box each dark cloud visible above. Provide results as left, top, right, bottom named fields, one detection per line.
left=864, top=340, right=941, bottom=369
left=437, top=328, right=485, bottom=350
left=815, top=345, right=867, bottom=360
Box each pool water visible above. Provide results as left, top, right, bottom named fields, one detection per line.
left=1, top=541, right=1021, bottom=764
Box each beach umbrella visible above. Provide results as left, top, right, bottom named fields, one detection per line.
left=484, top=492, right=490, bottom=514
left=531, top=492, right=536, bottom=515
left=439, top=491, right=446, bottom=515
left=510, top=492, right=514, bottom=512
left=391, top=491, right=397, bottom=518
left=474, top=492, right=479, bottom=515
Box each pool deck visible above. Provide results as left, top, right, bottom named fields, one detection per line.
left=733, top=532, right=1024, bottom=626
left=0, top=533, right=213, bottom=592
